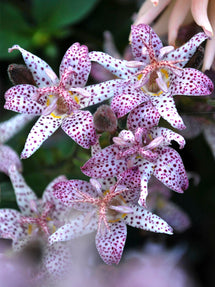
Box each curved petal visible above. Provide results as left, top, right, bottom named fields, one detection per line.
left=21, top=115, right=63, bottom=159
left=151, top=94, right=186, bottom=130
left=0, top=145, right=22, bottom=175
left=153, top=147, right=189, bottom=193
left=89, top=51, right=137, bottom=79
left=119, top=167, right=141, bottom=204
left=124, top=204, right=173, bottom=234
left=8, top=45, right=58, bottom=88
left=131, top=24, right=163, bottom=62
left=8, top=165, right=38, bottom=216
left=60, top=43, right=90, bottom=88
left=61, top=110, right=97, bottom=149
left=167, top=0, right=191, bottom=46
left=42, top=175, right=68, bottom=219
left=170, top=68, right=213, bottom=96
left=95, top=220, right=127, bottom=264
left=81, top=145, right=127, bottom=178
left=85, top=79, right=125, bottom=107
left=4, top=85, right=44, bottom=115
left=0, top=209, right=23, bottom=241
left=157, top=200, right=191, bottom=233
left=53, top=179, right=97, bottom=211
left=0, top=114, right=35, bottom=144
left=127, top=102, right=160, bottom=130
left=149, top=127, right=185, bottom=148
left=42, top=243, right=72, bottom=279
left=49, top=214, right=97, bottom=244
left=135, top=159, right=154, bottom=206
left=165, top=32, right=208, bottom=67
left=111, top=89, right=148, bottom=118
left=191, top=0, right=212, bottom=37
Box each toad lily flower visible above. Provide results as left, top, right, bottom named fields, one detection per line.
left=82, top=126, right=188, bottom=206
left=0, top=165, right=71, bottom=280
left=49, top=178, right=172, bottom=265
left=89, top=24, right=213, bottom=130
left=4, top=43, right=122, bottom=158
left=134, top=0, right=215, bottom=71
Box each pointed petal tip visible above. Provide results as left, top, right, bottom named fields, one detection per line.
left=8, top=45, right=20, bottom=53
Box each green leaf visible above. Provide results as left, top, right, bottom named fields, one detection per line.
left=0, top=2, right=32, bottom=58
left=32, top=0, right=98, bottom=31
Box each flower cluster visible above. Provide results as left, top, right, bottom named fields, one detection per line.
left=0, top=23, right=213, bottom=284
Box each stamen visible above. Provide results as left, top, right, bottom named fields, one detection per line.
left=42, top=98, right=58, bottom=116
left=70, top=87, right=91, bottom=98
left=144, top=135, right=164, bottom=150
left=156, top=71, right=168, bottom=92
left=158, top=46, right=175, bottom=59
left=45, top=68, right=58, bottom=83
left=90, top=178, right=103, bottom=197
left=109, top=205, right=133, bottom=214
left=125, top=61, right=144, bottom=68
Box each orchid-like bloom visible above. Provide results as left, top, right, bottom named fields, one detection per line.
left=133, top=0, right=215, bottom=71
left=0, top=165, right=71, bottom=280
left=82, top=123, right=188, bottom=206
left=49, top=177, right=173, bottom=265
left=4, top=43, right=122, bottom=158
left=89, top=24, right=213, bottom=130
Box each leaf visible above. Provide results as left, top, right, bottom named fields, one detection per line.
left=32, top=0, right=98, bottom=31
left=0, top=2, right=32, bottom=58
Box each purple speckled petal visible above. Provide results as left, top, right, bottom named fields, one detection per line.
left=21, top=115, right=63, bottom=159
left=0, top=114, right=35, bottom=144
left=0, top=145, right=22, bottom=175
left=0, top=209, right=23, bottom=241
left=165, top=32, right=208, bottom=67
left=43, top=243, right=72, bottom=280
left=95, top=220, right=127, bottom=264
left=8, top=165, right=37, bottom=216
left=111, top=88, right=148, bottom=118
left=157, top=200, right=191, bottom=233
left=153, top=147, right=189, bottom=193
left=85, top=79, right=124, bottom=107
left=131, top=24, right=163, bottom=62
left=135, top=158, right=154, bottom=206
left=97, top=177, right=116, bottom=191
left=89, top=51, right=137, bottom=79
left=127, top=102, right=160, bottom=131
left=151, top=94, right=186, bottom=130
left=124, top=204, right=173, bottom=234
left=170, top=68, right=214, bottom=96
left=49, top=214, right=97, bottom=244
left=81, top=145, right=127, bottom=178
left=61, top=110, right=97, bottom=149
left=53, top=179, right=97, bottom=211
left=42, top=175, right=68, bottom=219
left=9, top=45, right=58, bottom=87
left=119, top=167, right=141, bottom=204
left=60, top=43, right=91, bottom=88
left=150, top=127, right=185, bottom=149
left=4, top=85, right=44, bottom=115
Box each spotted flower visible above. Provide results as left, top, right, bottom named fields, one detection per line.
left=4, top=43, right=122, bottom=158
left=133, top=0, right=215, bottom=71
left=0, top=165, right=71, bottom=280
left=82, top=124, right=188, bottom=206
left=49, top=177, right=173, bottom=265
left=89, top=24, right=213, bottom=129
